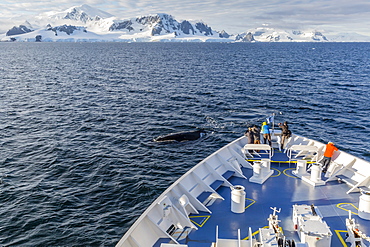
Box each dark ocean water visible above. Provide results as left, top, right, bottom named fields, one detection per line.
left=0, top=42, right=370, bottom=246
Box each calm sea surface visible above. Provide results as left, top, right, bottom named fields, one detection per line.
left=0, top=42, right=370, bottom=246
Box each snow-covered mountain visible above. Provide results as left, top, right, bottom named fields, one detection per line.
left=0, top=5, right=232, bottom=42
left=108, top=13, right=222, bottom=38
left=5, top=21, right=34, bottom=36
left=236, top=27, right=328, bottom=42
left=35, top=4, right=114, bottom=24
left=1, top=5, right=370, bottom=42
left=326, top=33, right=370, bottom=42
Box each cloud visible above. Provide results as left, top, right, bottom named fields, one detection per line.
left=249, top=0, right=370, bottom=31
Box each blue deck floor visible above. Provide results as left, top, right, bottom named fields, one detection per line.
left=155, top=150, right=370, bottom=247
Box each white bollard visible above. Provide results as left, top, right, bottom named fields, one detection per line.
left=261, top=159, right=270, bottom=176
left=253, top=161, right=262, bottom=178
left=310, top=164, right=321, bottom=182
left=262, top=159, right=271, bottom=170
left=297, top=160, right=307, bottom=176
left=231, top=185, right=246, bottom=213
left=358, top=191, right=370, bottom=220
left=302, top=163, right=325, bottom=186
left=250, top=160, right=274, bottom=184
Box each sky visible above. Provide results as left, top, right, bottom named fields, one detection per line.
left=1, top=0, right=370, bottom=36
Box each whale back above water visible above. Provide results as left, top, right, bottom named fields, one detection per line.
left=154, top=130, right=206, bottom=142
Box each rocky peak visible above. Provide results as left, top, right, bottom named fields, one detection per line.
left=311, top=31, right=328, bottom=41
left=180, top=20, right=195, bottom=35
left=64, top=8, right=91, bottom=22
left=109, top=20, right=133, bottom=32
left=195, top=22, right=213, bottom=36
left=218, top=30, right=230, bottom=38
left=49, top=4, right=114, bottom=23
left=235, top=32, right=255, bottom=42
left=6, top=23, right=33, bottom=36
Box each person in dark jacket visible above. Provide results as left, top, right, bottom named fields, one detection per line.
left=244, top=127, right=255, bottom=144
left=278, top=121, right=291, bottom=150
left=244, top=127, right=254, bottom=153
left=251, top=125, right=261, bottom=145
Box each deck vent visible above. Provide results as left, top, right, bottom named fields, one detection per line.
left=166, top=224, right=176, bottom=235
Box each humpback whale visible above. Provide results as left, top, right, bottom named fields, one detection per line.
left=154, top=130, right=206, bottom=142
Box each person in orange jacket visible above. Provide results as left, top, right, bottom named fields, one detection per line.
left=321, top=142, right=338, bottom=173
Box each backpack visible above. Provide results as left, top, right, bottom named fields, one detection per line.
left=286, top=130, right=292, bottom=138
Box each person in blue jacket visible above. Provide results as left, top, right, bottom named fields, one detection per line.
left=261, top=122, right=271, bottom=146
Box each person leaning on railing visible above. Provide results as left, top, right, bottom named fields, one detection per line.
left=321, top=142, right=338, bottom=173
